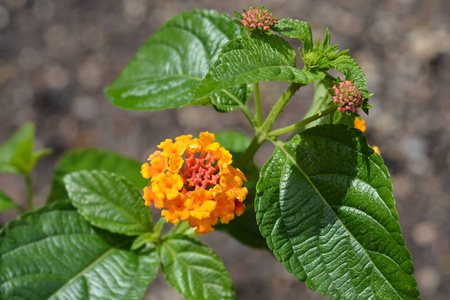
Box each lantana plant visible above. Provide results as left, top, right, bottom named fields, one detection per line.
left=0, top=6, right=420, bottom=300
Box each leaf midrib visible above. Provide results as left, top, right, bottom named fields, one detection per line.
left=70, top=173, right=151, bottom=232
left=163, top=240, right=231, bottom=299
left=276, top=141, right=404, bottom=299
left=47, top=239, right=133, bottom=300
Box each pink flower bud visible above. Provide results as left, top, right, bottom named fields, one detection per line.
left=332, top=80, right=364, bottom=114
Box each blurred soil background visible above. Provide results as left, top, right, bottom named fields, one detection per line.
left=1, top=0, right=449, bottom=299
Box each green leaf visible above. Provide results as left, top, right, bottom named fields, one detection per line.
left=47, top=148, right=148, bottom=203
left=195, top=34, right=326, bottom=98
left=273, top=18, right=313, bottom=53
left=0, top=203, right=159, bottom=300
left=105, top=9, right=247, bottom=111
left=330, top=55, right=369, bottom=97
left=64, top=170, right=152, bottom=236
left=214, top=130, right=252, bottom=159
left=0, top=123, right=34, bottom=174
left=209, top=84, right=253, bottom=113
left=159, top=235, right=237, bottom=300
left=0, top=190, right=16, bottom=213
left=256, top=125, right=419, bottom=299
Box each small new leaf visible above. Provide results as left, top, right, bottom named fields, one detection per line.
left=272, top=19, right=314, bottom=53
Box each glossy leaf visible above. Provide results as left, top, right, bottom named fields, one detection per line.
left=105, top=9, right=248, bottom=111
left=209, top=84, right=253, bottom=113
left=256, top=125, right=419, bottom=299
left=0, top=203, right=159, bottom=300
left=195, top=34, right=326, bottom=98
left=0, top=190, right=16, bottom=213
left=64, top=170, right=152, bottom=236
left=47, top=148, right=147, bottom=203
left=273, top=18, right=313, bottom=53
left=159, top=235, right=237, bottom=300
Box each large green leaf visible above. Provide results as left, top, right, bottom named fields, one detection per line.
left=64, top=170, right=152, bottom=236
left=47, top=148, right=147, bottom=203
left=256, top=125, right=419, bottom=299
left=0, top=203, right=159, bottom=300
left=273, top=18, right=313, bottom=53
left=159, top=235, right=237, bottom=300
left=195, top=34, right=326, bottom=98
left=105, top=9, right=248, bottom=111
left=0, top=190, right=16, bottom=213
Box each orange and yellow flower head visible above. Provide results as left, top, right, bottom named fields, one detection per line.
left=141, top=132, right=248, bottom=234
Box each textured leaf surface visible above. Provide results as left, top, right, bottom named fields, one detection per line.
left=64, top=170, right=152, bottom=236
left=256, top=125, right=419, bottom=299
left=47, top=148, right=147, bottom=203
left=105, top=9, right=247, bottom=111
left=0, top=204, right=159, bottom=300
left=196, top=34, right=325, bottom=97
left=273, top=18, right=313, bottom=53
left=159, top=235, right=236, bottom=300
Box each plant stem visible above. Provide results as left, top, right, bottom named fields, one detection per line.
left=235, top=132, right=266, bottom=169
left=253, top=82, right=262, bottom=127
left=260, top=82, right=303, bottom=133
left=268, top=105, right=338, bottom=136
left=15, top=203, right=26, bottom=213
left=236, top=83, right=303, bottom=169
left=25, top=174, right=34, bottom=211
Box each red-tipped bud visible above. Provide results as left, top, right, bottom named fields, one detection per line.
left=332, top=81, right=364, bottom=114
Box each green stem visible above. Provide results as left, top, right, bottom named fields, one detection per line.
left=253, top=82, right=262, bottom=127
left=235, top=132, right=266, bottom=169
left=15, top=203, right=26, bottom=213
left=268, top=105, right=338, bottom=136
left=25, top=174, right=34, bottom=211
left=260, top=82, right=303, bottom=133
left=236, top=83, right=303, bottom=169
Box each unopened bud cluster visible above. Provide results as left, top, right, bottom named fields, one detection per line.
left=332, top=81, right=363, bottom=113
left=241, top=7, right=276, bottom=31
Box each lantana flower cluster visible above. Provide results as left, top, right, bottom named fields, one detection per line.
left=240, top=7, right=276, bottom=31
left=332, top=80, right=363, bottom=113
left=141, top=132, right=248, bottom=234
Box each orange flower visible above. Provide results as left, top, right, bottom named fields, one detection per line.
left=141, top=132, right=248, bottom=234
left=372, top=145, right=380, bottom=155
left=354, top=118, right=366, bottom=132
left=354, top=118, right=381, bottom=155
